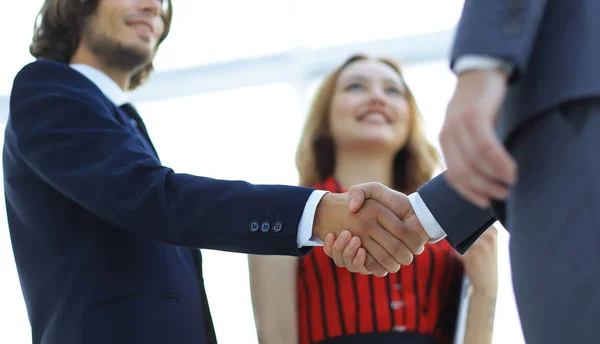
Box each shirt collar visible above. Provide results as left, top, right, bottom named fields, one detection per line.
left=70, top=64, right=129, bottom=106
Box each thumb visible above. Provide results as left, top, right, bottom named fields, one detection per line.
left=349, top=182, right=409, bottom=217
left=348, top=185, right=369, bottom=213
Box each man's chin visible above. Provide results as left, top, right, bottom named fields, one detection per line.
left=112, top=44, right=153, bottom=71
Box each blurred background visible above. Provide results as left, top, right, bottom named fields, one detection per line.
left=0, top=1, right=523, bottom=342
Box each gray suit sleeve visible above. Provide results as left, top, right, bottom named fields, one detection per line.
left=451, top=0, right=549, bottom=82
left=417, top=174, right=496, bottom=254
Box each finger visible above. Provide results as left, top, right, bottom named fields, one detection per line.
left=446, top=170, right=492, bottom=208
left=364, top=252, right=388, bottom=277
left=331, top=231, right=352, bottom=267
left=353, top=249, right=371, bottom=275
left=322, top=233, right=336, bottom=258
left=376, top=203, right=424, bottom=256
left=459, top=171, right=509, bottom=207
left=340, top=236, right=361, bottom=272
left=362, top=237, right=399, bottom=275
left=476, top=124, right=518, bottom=185
left=371, top=225, right=415, bottom=268
left=463, top=115, right=517, bottom=189
left=466, top=165, right=510, bottom=200
left=341, top=237, right=364, bottom=273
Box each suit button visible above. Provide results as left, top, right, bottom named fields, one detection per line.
left=260, top=221, right=270, bottom=232
left=249, top=221, right=259, bottom=232
left=393, top=284, right=403, bottom=290
left=273, top=221, right=283, bottom=232
left=391, top=301, right=405, bottom=309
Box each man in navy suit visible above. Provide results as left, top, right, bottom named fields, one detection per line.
left=330, top=1, right=600, bottom=343
left=5, top=1, right=426, bottom=343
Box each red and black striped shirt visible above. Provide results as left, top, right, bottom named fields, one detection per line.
left=297, top=176, right=464, bottom=344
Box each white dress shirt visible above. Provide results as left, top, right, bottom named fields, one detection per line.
left=70, top=64, right=325, bottom=248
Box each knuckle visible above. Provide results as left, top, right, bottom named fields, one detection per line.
left=376, top=252, right=391, bottom=267
left=343, top=254, right=356, bottom=266
left=365, top=256, right=378, bottom=271
left=465, top=157, right=480, bottom=174
left=378, top=254, right=398, bottom=271
left=332, top=238, right=345, bottom=251
left=477, top=140, right=495, bottom=156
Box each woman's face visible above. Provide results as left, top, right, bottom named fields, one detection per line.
left=328, top=59, right=411, bottom=152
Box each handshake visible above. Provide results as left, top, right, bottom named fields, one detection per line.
left=312, top=182, right=432, bottom=277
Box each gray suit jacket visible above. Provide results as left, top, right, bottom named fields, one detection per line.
left=420, top=0, right=600, bottom=253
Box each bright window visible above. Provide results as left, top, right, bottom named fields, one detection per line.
left=152, top=0, right=295, bottom=71
left=297, top=0, right=464, bottom=49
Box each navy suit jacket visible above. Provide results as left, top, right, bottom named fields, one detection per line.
left=4, top=60, right=314, bottom=344
left=418, top=0, right=600, bottom=254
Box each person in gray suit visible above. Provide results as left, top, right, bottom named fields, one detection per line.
left=322, top=1, right=600, bottom=343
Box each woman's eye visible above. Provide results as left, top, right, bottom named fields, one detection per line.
left=344, top=83, right=364, bottom=91
left=386, top=87, right=403, bottom=95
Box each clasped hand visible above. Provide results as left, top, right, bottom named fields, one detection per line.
left=313, top=182, right=430, bottom=277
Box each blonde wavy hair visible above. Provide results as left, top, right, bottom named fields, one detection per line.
left=295, top=54, right=441, bottom=193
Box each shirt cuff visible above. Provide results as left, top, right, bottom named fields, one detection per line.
left=453, top=55, right=514, bottom=78
left=296, top=190, right=329, bottom=248
left=408, top=192, right=447, bottom=243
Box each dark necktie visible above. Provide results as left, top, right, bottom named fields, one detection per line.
left=119, top=103, right=159, bottom=159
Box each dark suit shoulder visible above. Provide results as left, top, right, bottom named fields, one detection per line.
left=8, top=61, right=118, bottom=146
left=11, top=60, right=105, bottom=106
left=10, top=60, right=111, bottom=118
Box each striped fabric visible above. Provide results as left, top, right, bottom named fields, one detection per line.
left=297, top=176, right=464, bottom=344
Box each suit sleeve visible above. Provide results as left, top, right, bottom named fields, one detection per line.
left=417, top=174, right=496, bottom=254
left=9, top=62, right=313, bottom=257
left=451, top=0, right=549, bottom=82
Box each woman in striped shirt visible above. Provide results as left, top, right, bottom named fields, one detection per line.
left=249, top=54, right=498, bottom=344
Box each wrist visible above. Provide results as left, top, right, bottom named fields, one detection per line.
left=313, top=193, right=346, bottom=242
left=458, top=69, right=508, bottom=89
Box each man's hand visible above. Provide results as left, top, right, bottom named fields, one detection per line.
left=321, top=182, right=431, bottom=275
left=313, top=188, right=418, bottom=277
left=439, top=69, right=517, bottom=207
